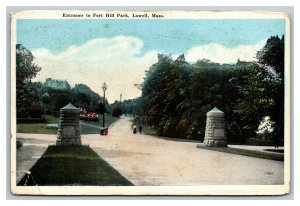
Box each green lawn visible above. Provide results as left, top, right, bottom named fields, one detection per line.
left=17, top=115, right=59, bottom=134
left=17, top=145, right=133, bottom=186
left=17, top=114, right=119, bottom=134
left=17, top=123, right=58, bottom=134
left=196, top=145, right=284, bottom=161
left=44, top=115, right=59, bottom=122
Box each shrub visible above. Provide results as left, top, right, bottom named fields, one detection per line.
left=16, top=140, right=23, bottom=149
left=29, top=102, right=44, bottom=118
left=112, top=107, right=122, bottom=117
left=17, top=117, right=46, bottom=123
left=226, top=121, right=244, bottom=143
left=17, top=107, right=30, bottom=118
left=175, top=119, right=188, bottom=138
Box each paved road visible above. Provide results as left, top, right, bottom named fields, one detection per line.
left=82, top=117, right=284, bottom=185
left=16, top=134, right=56, bottom=184
left=16, top=117, right=284, bottom=185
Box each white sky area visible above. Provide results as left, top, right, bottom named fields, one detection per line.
left=32, top=35, right=264, bottom=103
left=185, top=39, right=266, bottom=64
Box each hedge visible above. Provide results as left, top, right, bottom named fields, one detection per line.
left=17, top=117, right=46, bottom=124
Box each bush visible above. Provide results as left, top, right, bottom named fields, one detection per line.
left=112, top=107, right=122, bottom=117
left=16, top=140, right=23, bottom=149
left=175, top=119, right=188, bottom=138
left=17, top=107, right=30, bottom=118
left=29, top=102, right=44, bottom=118
left=17, top=117, right=46, bottom=123
left=226, top=121, right=244, bottom=143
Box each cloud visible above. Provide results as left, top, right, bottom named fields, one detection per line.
left=32, top=36, right=267, bottom=102
left=185, top=39, right=266, bottom=64
left=32, top=36, right=158, bottom=103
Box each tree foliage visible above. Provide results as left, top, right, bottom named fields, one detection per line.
left=136, top=35, right=285, bottom=144
left=257, top=35, right=284, bottom=144
left=16, top=44, right=41, bottom=118
left=71, top=84, right=103, bottom=112
left=112, top=107, right=122, bottom=117
left=141, top=54, right=191, bottom=137
left=29, top=79, right=105, bottom=117
left=235, top=35, right=284, bottom=143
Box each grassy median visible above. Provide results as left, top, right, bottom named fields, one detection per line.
left=17, top=145, right=133, bottom=186
left=196, top=144, right=284, bottom=162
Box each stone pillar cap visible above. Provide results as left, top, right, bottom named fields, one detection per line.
left=60, top=103, right=79, bottom=111
left=207, top=107, right=224, bottom=117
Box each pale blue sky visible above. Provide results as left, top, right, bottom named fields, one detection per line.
left=17, top=19, right=285, bottom=55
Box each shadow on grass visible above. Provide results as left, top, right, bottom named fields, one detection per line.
left=196, top=145, right=284, bottom=162
left=17, top=145, right=133, bottom=186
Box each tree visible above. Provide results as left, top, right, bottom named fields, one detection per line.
left=256, top=35, right=284, bottom=145
left=38, top=78, right=73, bottom=116
left=50, top=90, right=72, bottom=116
left=234, top=62, right=275, bottom=139
left=112, top=107, right=122, bottom=117
left=142, top=54, right=173, bottom=129
left=120, top=99, right=135, bottom=115
left=234, top=36, right=284, bottom=144
left=43, top=78, right=71, bottom=90
left=256, top=35, right=284, bottom=77
left=71, top=84, right=103, bottom=112
left=41, top=92, right=51, bottom=104
left=187, top=59, right=242, bottom=141
left=141, top=54, right=192, bottom=138
left=16, top=44, right=41, bottom=118
left=135, top=35, right=284, bottom=144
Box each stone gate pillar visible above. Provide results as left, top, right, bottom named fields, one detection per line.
left=56, top=103, right=82, bottom=146
left=203, top=107, right=227, bottom=147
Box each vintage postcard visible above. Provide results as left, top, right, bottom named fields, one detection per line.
left=11, top=10, right=290, bottom=195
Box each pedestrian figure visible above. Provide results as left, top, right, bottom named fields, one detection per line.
left=133, top=125, right=137, bottom=134
left=139, top=125, right=142, bottom=134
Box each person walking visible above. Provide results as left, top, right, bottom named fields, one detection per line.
left=133, top=125, right=137, bottom=134
left=138, top=125, right=142, bottom=134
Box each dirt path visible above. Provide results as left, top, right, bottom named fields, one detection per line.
left=82, top=117, right=284, bottom=186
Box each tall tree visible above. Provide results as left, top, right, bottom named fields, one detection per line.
left=141, top=54, right=192, bottom=137
left=142, top=54, right=173, bottom=129
left=256, top=35, right=284, bottom=145
left=234, top=62, right=275, bottom=139
left=16, top=44, right=41, bottom=117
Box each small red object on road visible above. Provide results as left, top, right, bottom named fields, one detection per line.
left=104, top=127, right=108, bottom=136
